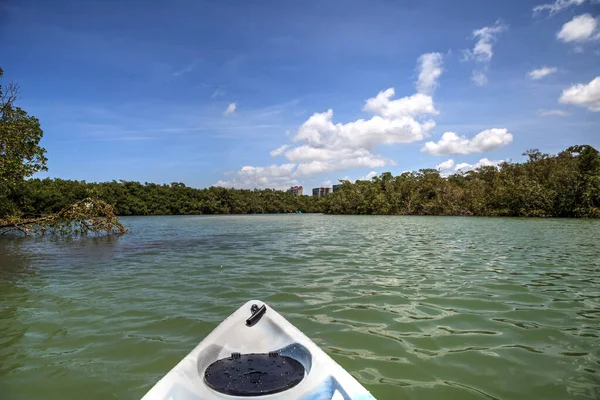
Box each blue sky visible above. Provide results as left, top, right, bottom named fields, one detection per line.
left=2, top=0, right=599, bottom=190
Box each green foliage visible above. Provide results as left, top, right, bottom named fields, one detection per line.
left=4, top=144, right=599, bottom=219
left=322, top=145, right=600, bottom=218
left=0, top=67, right=48, bottom=215
left=5, top=144, right=599, bottom=219
left=7, top=180, right=324, bottom=216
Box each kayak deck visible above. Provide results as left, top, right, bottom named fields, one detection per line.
left=142, top=300, right=375, bottom=399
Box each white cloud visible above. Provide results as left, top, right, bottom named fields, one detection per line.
left=270, top=144, right=289, bottom=157
left=284, top=147, right=384, bottom=163
left=528, top=66, right=558, bottom=80
left=436, top=158, right=502, bottom=176
left=559, top=76, right=600, bottom=111
left=216, top=53, right=475, bottom=188
left=288, top=147, right=390, bottom=177
left=294, top=156, right=387, bottom=177
left=362, top=89, right=438, bottom=119
left=359, top=171, right=378, bottom=181
left=215, top=163, right=297, bottom=189
left=537, top=109, right=572, bottom=116
left=224, top=102, right=236, bottom=116
left=294, top=108, right=436, bottom=152
left=436, top=159, right=455, bottom=171
left=291, top=162, right=329, bottom=179
left=464, top=23, right=507, bottom=62
left=454, top=158, right=502, bottom=173
left=422, top=129, right=513, bottom=156
left=533, top=0, right=593, bottom=16
left=417, top=52, right=444, bottom=94
left=463, top=23, right=506, bottom=86
left=289, top=86, right=438, bottom=170
left=557, top=14, right=599, bottom=43
left=216, top=78, right=438, bottom=187
left=338, top=171, right=378, bottom=184
left=471, top=69, right=489, bottom=86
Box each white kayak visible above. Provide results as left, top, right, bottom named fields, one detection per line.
left=142, top=300, right=375, bottom=400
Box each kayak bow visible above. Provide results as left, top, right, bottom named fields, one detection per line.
left=142, top=300, right=375, bottom=399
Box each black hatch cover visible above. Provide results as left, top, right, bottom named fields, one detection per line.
left=204, top=352, right=305, bottom=396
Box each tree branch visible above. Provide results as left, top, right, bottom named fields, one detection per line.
left=0, top=81, right=19, bottom=118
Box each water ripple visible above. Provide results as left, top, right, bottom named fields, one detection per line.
left=1, top=215, right=599, bottom=399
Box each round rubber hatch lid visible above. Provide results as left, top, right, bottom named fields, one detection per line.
left=204, top=353, right=305, bottom=396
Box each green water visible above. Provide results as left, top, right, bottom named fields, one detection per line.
left=1, top=215, right=599, bottom=399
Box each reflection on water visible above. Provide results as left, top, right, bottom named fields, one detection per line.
left=0, top=215, right=599, bottom=400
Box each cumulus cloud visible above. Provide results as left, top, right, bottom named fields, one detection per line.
left=436, top=159, right=455, bottom=171
left=464, top=23, right=507, bottom=62
left=294, top=156, right=387, bottom=177
left=224, top=102, right=236, bottom=116
left=282, top=86, right=438, bottom=178
left=215, top=164, right=298, bottom=189
left=528, top=66, right=558, bottom=80
left=284, top=147, right=386, bottom=164
left=436, top=158, right=502, bottom=176
left=557, top=14, right=600, bottom=43
left=472, top=69, right=489, bottom=86
left=293, top=105, right=436, bottom=153
left=417, top=52, right=444, bottom=94
left=284, top=148, right=390, bottom=178
left=216, top=78, right=438, bottom=187
left=533, top=0, right=595, bottom=16
left=362, top=89, right=438, bottom=119
left=537, top=109, right=572, bottom=116
left=422, top=129, right=513, bottom=156
left=454, top=158, right=503, bottom=173
left=215, top=79, right=438, bottom=188
left=270, top=144, right=289, bottom=157
left=559, top=76, right=600, bottom=111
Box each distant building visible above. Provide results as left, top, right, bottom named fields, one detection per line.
left=287, top=186, right=303, bottom=196
left=333, top=184, right=343, bottom=192
left=312, top=186, right=332, bottom=198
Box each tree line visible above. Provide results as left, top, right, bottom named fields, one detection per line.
left=8, top=180, right=323, bottom=216
left=322, top=145, right=600, bottom=218
left=4, top=144, right=599, bottom=219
